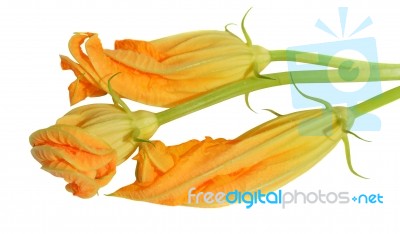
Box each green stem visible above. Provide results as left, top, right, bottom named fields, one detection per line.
left=349, top=86, right=400, bottom=118
left=270, top=50, right=400, bottom=69
left=156, top=67, right=400, bottom=125
left=156, top=78, right=270, bottom=125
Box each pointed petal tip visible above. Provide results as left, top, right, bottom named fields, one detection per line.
left=73, top=32, right=97, bottom=37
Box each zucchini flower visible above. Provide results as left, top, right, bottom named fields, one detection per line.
left=60, top=16, right=270, bottom=107
left=110, top=106, right=356, bottom=207
left=111, top=83, right=400, bottom=207
left=29, top=93, right=159, bottom=198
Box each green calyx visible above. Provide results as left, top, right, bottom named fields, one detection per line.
left=290, top=75, right=367, bottom=178
left=108, top=74, right=158, bottom=145
left=290, top=73, right=400, bottom=179
left=108, top=73, right=132, bottom=116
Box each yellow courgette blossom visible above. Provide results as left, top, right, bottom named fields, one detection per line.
left=110, top=106, right=356, bottom=207
left=60, top=29, right=269, bottom=107
left=30, top=104, right=159, bottom=198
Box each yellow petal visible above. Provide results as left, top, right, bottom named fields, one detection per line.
left=114, top=38, right=165, bottom=60
left=67, top=33, right=101, bottom=86
left=60, top=55, right=106, bottom=105
left=30, top=125, right=116, bottom=171
left=111, top=108, right=347, bottom=207
left=43, top=166, right=98, bottom=198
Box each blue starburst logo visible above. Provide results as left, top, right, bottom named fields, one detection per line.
left=288, top=7, right=381, bottom=131
left=316, top=7, right=373, bottom=38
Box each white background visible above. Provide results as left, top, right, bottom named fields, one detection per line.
left=1, top=0, right=399, bottom=233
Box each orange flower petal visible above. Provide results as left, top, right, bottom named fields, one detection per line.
left=30, top=125, right=116, bottom=171
left=60, top=55, right=106, bottom=105
left=134, top=140, right=200, bottom=185
left=67, top=33, right=101, bottom=86
left=111, top=109, right=346, bottom=207
left=140, top=141, right=175, bottom=173
left=61, top=31, right=270, bottom=107
left=150, top=31, right=243, bottom=55
left=112, top=137, right=233, bottom=205
left=42, top=166, right=112, bottom=198
left=114, top=39, right=165, bottom=60
left=134, top=152, right=158, bottom=186
left=85, top=34, right=185, bottom=106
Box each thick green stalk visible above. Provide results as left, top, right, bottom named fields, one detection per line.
left=156, top=68, right=400, bottom=125
left=269, top=50, right=400, bottom=70
left=156, top=78, right=269, bottom=125
left=349, top=86, right=400, bottom=118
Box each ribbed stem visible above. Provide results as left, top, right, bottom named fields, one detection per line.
left=270, top=50, right=400, bottom=70
left=349, top=86, right=400, bottom=118
left=156, top=67, right=400, bottom=125
left=156, top=78, right=269, bottom=125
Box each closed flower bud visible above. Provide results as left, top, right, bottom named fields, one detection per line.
left=30, top=104, right=159, bottom=198
left=61, top=30, right=270, bottom=107
left=110, top=107, right=356, bottom=207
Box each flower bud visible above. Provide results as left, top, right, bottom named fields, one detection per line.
left=29, top=104, right=159, bottom=198
left=61, top=31, right=270, bottom=107
left=111, top=107, right=355, bottom=207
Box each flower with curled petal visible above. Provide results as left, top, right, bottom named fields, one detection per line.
left=60, top=17, right=270, bottom=107
left=110, top=106, right=358, bottom=206
left=30, top=103, right=159, bottom=198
